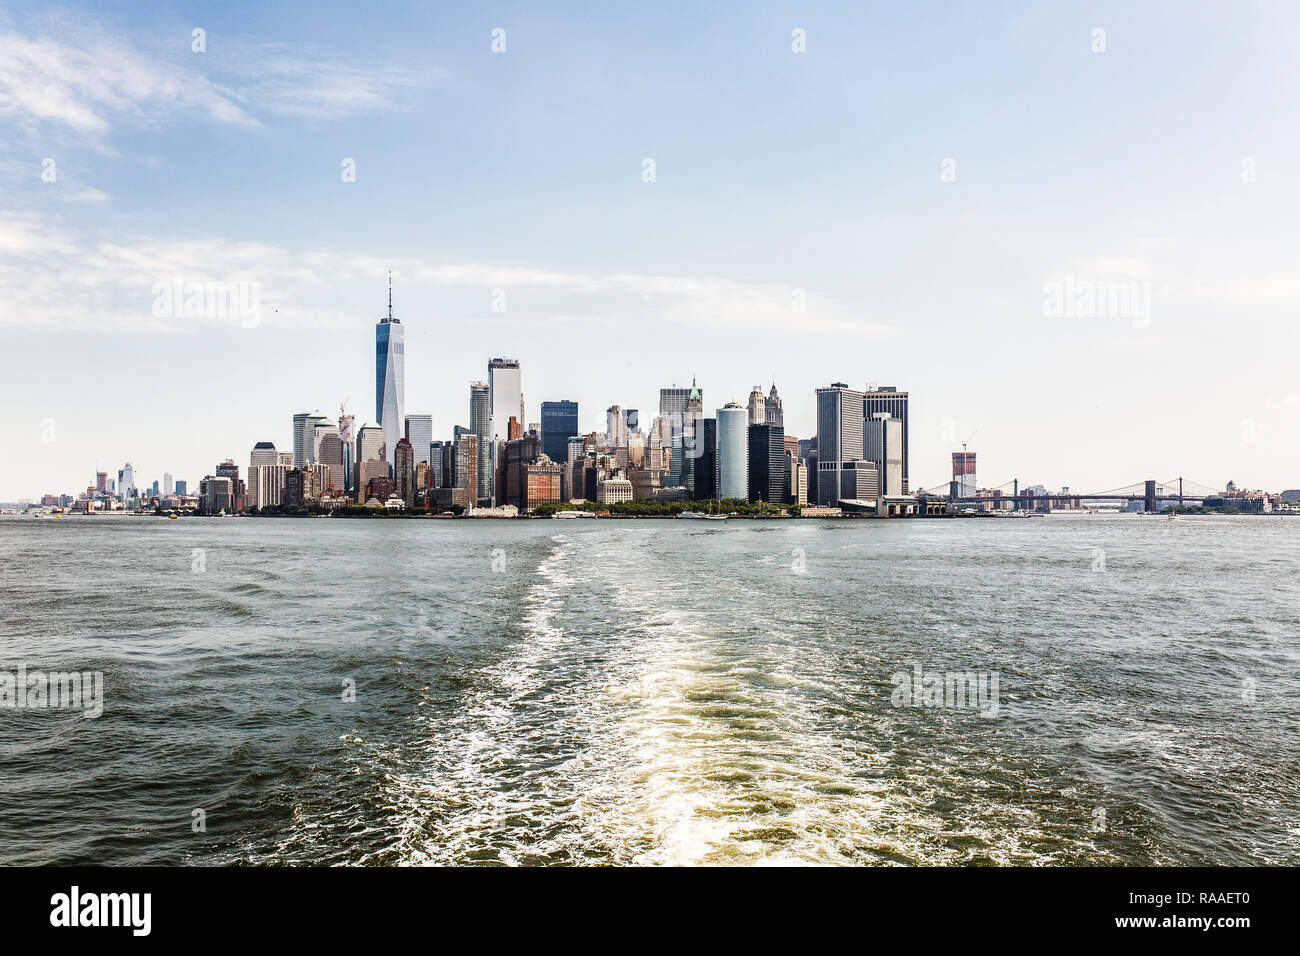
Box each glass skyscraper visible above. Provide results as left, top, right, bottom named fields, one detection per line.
left=717, top=403, right=748, bottom=500
left=469, top=381, right=492, bottom=505
left=540, top=400, right=579, bottom=463
left=404, top=414, right=433, bottom=465
left=375, top=283, right=405, bottom=475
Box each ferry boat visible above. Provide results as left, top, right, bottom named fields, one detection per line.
left=553, top=510, right=596, bottom=519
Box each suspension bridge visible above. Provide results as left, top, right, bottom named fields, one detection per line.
left=912, top=477, right=1226, bottom=511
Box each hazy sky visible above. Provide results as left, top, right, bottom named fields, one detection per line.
left=3, top=1, right=1299, bottom=500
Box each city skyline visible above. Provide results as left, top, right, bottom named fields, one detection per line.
left=5, top=3, right=1300, bottom=499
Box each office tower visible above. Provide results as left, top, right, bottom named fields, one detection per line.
left=747, top=386, right=766, bottom=425
left=864, top=414, right=904, bottom=498
left=200, top=476, right=233, bottom=513
left=117, top=463, right=136, bottom=498
left=295, top=410, right=329, bottom=467
left=338, top=412, right=355, bottom=492
left=162, top=472, right=173, bottom=496
left=175, top=480, right=187, bottom=496
left=540, top=400, right=579, bottom=464
left=292, top=411, right=310, bottom=467
left=747, top=423, right=786, bottom=503
left=508, top=416, right=522, bottom=441
left=815, top=383, right=865, bottom=507
left=662, top=379, right=702, bottom=488
left=842, top=459, right=880, bottom=500
left=402, top=415, right=431, bottom=464
left=767, top=383, right=784, bottom=427
left=717, top=403, right=749, bottom=500
left=428, top=441, right=447, bottom=488
left=470, top=381, right=492, bottom=505
left=248, top=442, right=279, bottom=509
left=797, top=438, right=812, bottom=461
left=693, top=417, right=718, bottom=501
left=251, top=464, right=287, bottom=508
left=215, top=460, right=244, bottom=512
left=787, top=454, right=808, bottom=505
left=952, top=451, right=977, bottom=498
left=864, top=387, right=909, bottom=492
left=404, top=415, right=433, bottom=465
left=488, top=358, right=522, bottom=441
left=624, top=408, right=639, bottom=433
left=454, top=431, right=478, bottom=498
left=150, top=481, right=159, bottom=497
left=376, top=280, right=405, bottom=471
left=606, top=405, right=630, bottom=447
left=309, top=421, right=338, bottom=468
left=353, top=421, right=386, bottom=497
left=95, top=472, right=108, bottom=494
left=393, top=438, right=415, bottom=507
left=317, top=433, right=345, bottom=491
left=681, top=381, right=704, bottom=494
left=355, top=421, right=385, bottom=463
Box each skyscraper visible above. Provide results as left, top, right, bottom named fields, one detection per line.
left=606, top=405, right=629, bottom=447
left=339, top=412, right=355, bottom=493
left=747, top=423, right=786, bottom=503
left=717, top=403, right=749, bottom=500
left=355, top=421, right=386, bottom=465
left=394, top=438, right=415, bottom=507
left=248, top=441, right=280, bottom=509
left=952, top=450, right=977, bottom=498
left=162, top=472, right=173, bottom=496
left=306, top=412, right=335, bottom=464
left=693, top=417, right=718, bottom=501
left=540, top=400, right=579, bottom=463
left=117, top=463, right=136, bottom=499
left=404, top=414, right=433, bottom=465
left=766, top=383, right=784, bottom=427
left=747, top=386, right=766, bottom=425
left=470, top=381, right=492, bottom=505
left=816, top=383, right=865, bottom=507
left=488, top=358, right=522, bottom=441
left=864, top=387, right=909, bottom=492
left=864, top=414, right=904, bottom=498
left=376, top=280, right=405, bottom=473
left=661, top=379, right=701, bottom=488
left=317, top=433, right=345, bottom=491
left=292, top=411, right=310, bottom=467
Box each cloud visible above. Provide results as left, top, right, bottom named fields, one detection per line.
left=0, top=26, right=426, bottom=142
left=0, top=30, right=256, bottom=138
left=214, top=43, right=426, bottom=120
left=0, top=215, right=890, bottom=338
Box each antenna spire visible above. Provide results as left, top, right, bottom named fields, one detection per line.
left=387, top=271, right=393, bottom=320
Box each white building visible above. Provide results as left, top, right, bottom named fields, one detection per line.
left=597, top=476, right=634, bottom=504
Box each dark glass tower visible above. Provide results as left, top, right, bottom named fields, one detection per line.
left=747, top=423, right=787, bottom=503
left=540, top=400, right=579, bottom=463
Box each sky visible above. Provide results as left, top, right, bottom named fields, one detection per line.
left=2, top=0, right=1299, bottom=501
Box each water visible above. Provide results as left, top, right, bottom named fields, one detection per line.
left=0, top=514, right=1297, bottom=866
